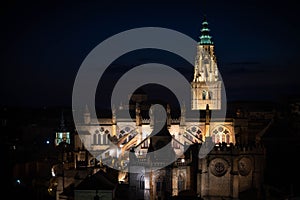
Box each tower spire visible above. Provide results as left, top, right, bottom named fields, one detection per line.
left=199, top=16, right=213, bottom=45
left=191, top=15, right=221, bottom=110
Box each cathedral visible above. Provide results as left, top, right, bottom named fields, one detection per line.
left=54, top=17, right=266, bottom=200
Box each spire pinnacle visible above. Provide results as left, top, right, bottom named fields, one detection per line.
left=199, top=16, right=213, bottom=45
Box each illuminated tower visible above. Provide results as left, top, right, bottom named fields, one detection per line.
left=55, top=112, right=71, bottom=146
left=191, top=17, right=222, bottom=110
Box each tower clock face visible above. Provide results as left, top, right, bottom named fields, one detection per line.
left=238, top=157, right=252, bottom=176
left=210, top=158, right=229, bottom=177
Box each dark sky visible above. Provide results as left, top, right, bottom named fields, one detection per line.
left=1, top=0, right=300, bottom=107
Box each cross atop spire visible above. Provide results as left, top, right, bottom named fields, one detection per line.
left=199, top=16, right=213, bottom=45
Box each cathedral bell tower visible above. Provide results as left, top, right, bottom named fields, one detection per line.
left=191, top=17, right=222, bottom=110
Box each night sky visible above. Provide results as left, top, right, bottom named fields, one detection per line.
left=2, top=0, right=300, bottom=107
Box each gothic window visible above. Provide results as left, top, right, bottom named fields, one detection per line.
left=98, top=133, right=101, bottom=144
left=186, top=126, right=202, bottom=143
left=118, top=126, right=135, bottom=143
left=102, top=133, right=107, bottom=144
left=178, top=174, right=185, bottom=192
left=212, top=126, right=231, bottom=144
left=103, top=130, right=110, bottom=145
left=196, top=129, right=202, bottom=141
left=93, top=134, right=97, bottom=145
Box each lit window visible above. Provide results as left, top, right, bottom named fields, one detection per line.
left=212, top=126, right=230, bottom=144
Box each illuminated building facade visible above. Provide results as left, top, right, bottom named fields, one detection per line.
left=53, top=17, right=267, bottom=200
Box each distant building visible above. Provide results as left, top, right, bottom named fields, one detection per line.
left=52, top=17, right=271, bottom=200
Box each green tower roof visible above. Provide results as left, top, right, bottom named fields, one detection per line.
left=199, top=17, right=213, bottom=45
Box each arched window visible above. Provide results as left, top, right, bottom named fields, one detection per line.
left=102, top=133, right=107, bottom=144
left=94, top=130, right=100, bottom=145
left=93, top=134, right=97, bottom=145
left=98, top=134, right=101, bottom=144
left=186, top=126, right=202, bottom=143
left=197, top=129, right=202, bottom=141
left=212, top=126, right=231, bottom=144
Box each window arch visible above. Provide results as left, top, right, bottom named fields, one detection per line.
left=185, top=126, right=203, bottom=143
left=102, top=133, right=107, bottom=144
left=93, top=127, right=110, bottom=145
left=118, top=126, right=136, bottom=144
left=212, top=126, right=231, bottom=144
left=93, top=130, right=100, bottom=145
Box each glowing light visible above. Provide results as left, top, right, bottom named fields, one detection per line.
left=51, top=167, right=55, bottom=177
left=16, top=179, right=21, bottom=184
left=46, top=140, right=50, bottom=144
left=181, top=158, right=185, bottom=163
left=145, top=177, right=150, bottom=189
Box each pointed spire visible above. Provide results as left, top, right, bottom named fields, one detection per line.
left=59, top=111, right=66, bottom=131
left=199, top=16, right=213, bottom=45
